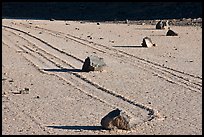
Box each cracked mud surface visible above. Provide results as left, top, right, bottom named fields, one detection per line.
left=2, top=19, right=202, bottom=135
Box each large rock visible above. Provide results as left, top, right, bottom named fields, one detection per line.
left=81, top=55, right=106, bottom=72
left=100, top=108, right=131, bottom=130
left=141, top=37, right=156, bottom=48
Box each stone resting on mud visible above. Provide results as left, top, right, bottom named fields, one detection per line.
left=100, top=108, right=131, bottom=130
left=166, top=29, right=178, bottom=36
left=141, top=37, right=156, bottom=48
left=81, top=55, right=106, bottom=72
left=156, top=20, right=169, bottom=29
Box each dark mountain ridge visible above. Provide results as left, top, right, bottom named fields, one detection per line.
left=2, top=2, right=202, bottom=21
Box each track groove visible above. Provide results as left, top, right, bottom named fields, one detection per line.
left=3, top=24, right=201, bottom=93
left=3, top=26, right=160, bottom=128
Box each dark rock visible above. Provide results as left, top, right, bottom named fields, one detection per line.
left=156, top=20, right=169, bottom=29
left=19, top=88, right=30, bottom=94
left=166, top=29, right=178, bottom=36
left=109, top=40, right=114, bottom=43
left=9, top=79, right=14, bottom=82
left=156, top=20, right=165, bottom=29
left=125, top=19, right=129, bottom=24
left=97, top=22, right=100, bottom=25
left=101, top=108, right=131, bottom=130
left=87, top=35, right=92, bottom=39
left=82, top=55, right=106, bottom=72
left=141, top=37, right=156, bottom=48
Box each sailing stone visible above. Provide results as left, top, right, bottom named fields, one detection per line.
left=82, top=55, right=106, bottom=72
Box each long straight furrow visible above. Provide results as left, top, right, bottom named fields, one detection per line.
left=3, top=26, right=160, bottom=128
left=6, top=23, right=202, bottom=93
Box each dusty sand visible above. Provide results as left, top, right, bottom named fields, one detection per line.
left=2, top=19, right=202, bottom=135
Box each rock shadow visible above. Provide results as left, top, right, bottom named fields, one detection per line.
left=134, top=28, right=157, bottom=30
left=43, top=68, right=82, bottom=72
left=113, top=45, right=145, bottom=48
left=149, top=34, right=166, bottom=36
left=47, top=125, right=104, bottom=131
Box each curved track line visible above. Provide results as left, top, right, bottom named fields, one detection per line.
left=3, top=24, right=202, bottom=93
left=3, top=26, right=161, bottom=127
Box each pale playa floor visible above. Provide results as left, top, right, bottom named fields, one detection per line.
left=2, top=19, right=202, bottom=135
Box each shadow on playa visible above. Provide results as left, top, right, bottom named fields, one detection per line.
left=47, top=125, right=104, bottom=131
left=113, top=45, right=145, bottom=48
left=43, top=68, right=82, bottom=73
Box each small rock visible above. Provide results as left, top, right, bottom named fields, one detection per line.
left=166, top=29, right=178, bottom=36
left=97, top=22, right=100, bottom=25
left=156, top=20, right=169, bottom=29
left=156, top=20, right=165, bottom=29
left=164, top=20, right=170, bottom=29
left=50, top=18, right=55, bottom=21
left=101, top=108, right=131, bottom=130
left=82, top=55, right=106, bottom=72
left=35, top=25, right=40, bottom=28
left=192, top=18, right=202, bottom=23
left=87, top=35, right=92, bottom=39
left=141, top=37, right=156, bottom=48
left=20, top=88, right=29, bottom=94
left=24, top=88, right=29, bottom=91
left=9, top=79, right=14, bottom=83
left=125, top=19, right=129, bottom=24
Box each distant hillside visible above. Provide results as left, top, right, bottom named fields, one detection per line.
left=2, top=2, right=202, bottom=21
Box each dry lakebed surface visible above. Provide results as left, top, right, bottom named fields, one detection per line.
left=2, top=19, right=202, bottom=135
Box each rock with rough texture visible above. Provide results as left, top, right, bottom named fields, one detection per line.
left=164, top=20, right=170, bottom=29
left=156, top=20, right=169, bottom=29
left=100, top=108, right=131, bottom=130
left=156, top=20, right=165, bottom=29
left=81, top=55, right=106, bottom=72
left=141, top=37, right=156, bottom=48
left=166, top=29, right=178, bottom=36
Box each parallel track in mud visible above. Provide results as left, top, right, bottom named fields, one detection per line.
left=2, top=22, right=202, bottom=124
left=4, top=23, right=202, bottom=93
left=3, top=26, right=160, bottom=129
